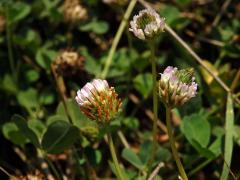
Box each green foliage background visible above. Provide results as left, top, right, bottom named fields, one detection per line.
left=0, top=0, right=239, bottom=179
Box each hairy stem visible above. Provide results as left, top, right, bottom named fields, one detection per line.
left=166, top=107, right=188, bottom=180
left=147, top=41, right=158, bottom=171
left=107, top=133, right=125, bottom=180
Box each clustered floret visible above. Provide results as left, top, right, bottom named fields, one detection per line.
left=63, top=0, right=88, bottom=24
left=129, top=8, right=165, bottom=40
left=75, top=79, right=122, bottom=124
left=159, top=66, right=198, bottom=107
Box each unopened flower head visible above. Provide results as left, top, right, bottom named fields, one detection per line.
left=81, top=126, right=99, bottom=142
left=129, top=8, right=165, bottom=40
left=53, top=50, right=84, bottom=76
left=63, top=0, right=88, bottom=24
left=75, top=79, right=122, bottom=124
left=159, top=66, right=197, bottom=107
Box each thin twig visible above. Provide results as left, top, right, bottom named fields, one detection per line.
left=0, top=166, right=17, bottom=180
left=147, top=162, right=164, bottom=180
left=51, top=64, right=73, bottom=124
left=145, top=109, right=168, bottom=133
left=185, top=30, right=224, bottom=47
left=51, top=64, right=67, bottom=101
left=129, top=93, right=167, bottom=133
left=138, top=0, right=151, bottom=8
left=230, top=69, right=240, bottom=92
left=212, top=0, right=232, bottom=27
left=13, top=147, right=27, bottom=162
left=196, top=36, right=224, bottom=47
left=22, top=55, right=42, bottom=71
left=117, top=131, right=130, bottom=149
left=230, top=69, right=240, bottom=105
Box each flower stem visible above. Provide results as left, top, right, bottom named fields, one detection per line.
left=147, top=41, right=158, bottom=170
left=166, top=107, right=188, bottom=180
left=188, top=158, right=213, bottom=177
left=107, top=132, right=125, bottom=180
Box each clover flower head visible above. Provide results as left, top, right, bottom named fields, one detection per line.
left=129, top=8, right=165, bottom=40
left=75, top=79, right=122, bottom=124
left=53, top=50, right=84, bottom=76
left=63, top=0, right=88, bottom=24
left=159, top=66, right=198, bottom=107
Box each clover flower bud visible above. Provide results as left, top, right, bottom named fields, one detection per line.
left=159, top=66, right=198, bottom=107
left=53, top=50, right=84, bottom=77
left=81, top=126, right=99, bottom=142
left=129, top=8, right=165, bottom=40
left=75, top=79, right=122, bottom=124
left=63, top=0, right=88, bottom=25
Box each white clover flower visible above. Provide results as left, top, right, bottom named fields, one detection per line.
left=129, top=8, right=165, bottom=40
left=75, top=79, right=122, bottom=124
left=159, top=66, right=198, bottom=107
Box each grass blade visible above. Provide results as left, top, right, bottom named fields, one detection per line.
left=221, top=93, right=234, bottom=180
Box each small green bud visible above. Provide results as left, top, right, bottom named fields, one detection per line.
left=81, top=126, right=99, bottom=142
left=129, top=9, right=165, bottom=40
